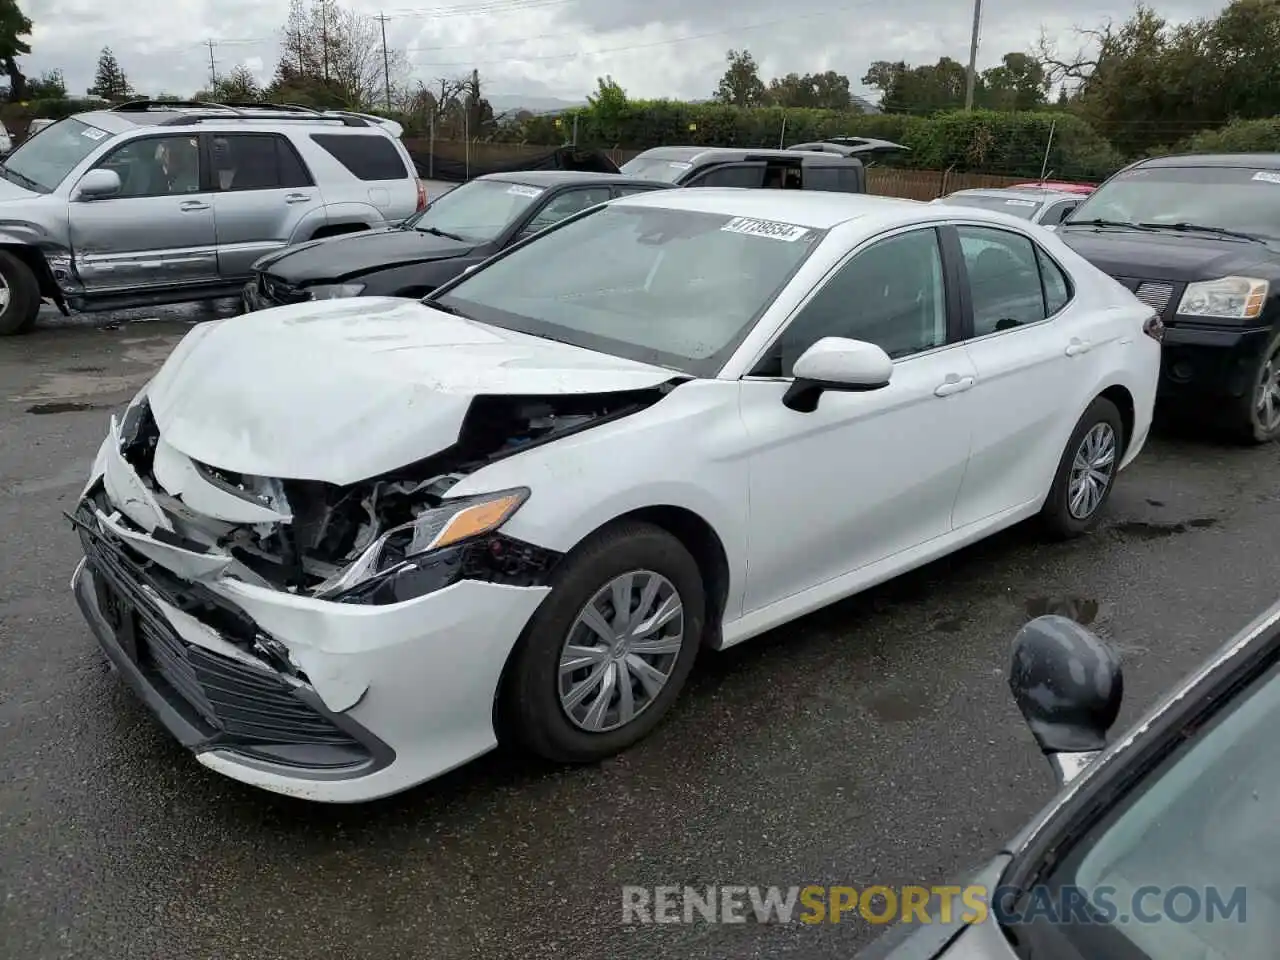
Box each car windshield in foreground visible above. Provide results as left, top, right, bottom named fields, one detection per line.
left=1063, top=165, right=1280, bottom=240
left=1, top=118, right=109, bottom=193
left=407, top=178, right=544, bottom=244
left=1027, top=659, right=1280, bottom=959
left=938, top=193, right=1042, bottom=219
left=617, top=157, right=692, bottom=183
left=432, top=204, right=826, bottom=376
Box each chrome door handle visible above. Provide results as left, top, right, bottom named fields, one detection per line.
left=934, top=375, right=975, bottom=397
left=1065, top=339, right=1093, bottom=356
left=284, top=193, right=312, bottom=204
left=179, top=200, right=210, bottom=211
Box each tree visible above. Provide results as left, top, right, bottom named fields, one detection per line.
left=199, top=64, right=261, bottom=103
left=862, top=57, right=968, bottom=113
left=766, top=70, right=852, bottom=109
left=978, top=53, right=1049, bottom=111
left=0, top=0, right=31, bottom=102
left=267, top=0, right=407, bottom=109
left=713, top=49, right=766, bottom=107
left=89, top=47, right=131, bottom=100
left=26, top=69, right=66, bottom=100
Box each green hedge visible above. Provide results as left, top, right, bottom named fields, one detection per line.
left=1173, top=117, right=1280, bottom=154
left=513, top=105, right=1125, bottom=180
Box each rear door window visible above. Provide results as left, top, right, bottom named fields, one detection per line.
left=210, top=134, right=313, bottom=191
left=802, top=165, right=861, bottom=193
left=310, top=133, right=410, bottom=181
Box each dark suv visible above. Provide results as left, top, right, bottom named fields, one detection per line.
left=1057, top=153, right=1280, bottom=442
left=618, top=146, right=865, bottom=192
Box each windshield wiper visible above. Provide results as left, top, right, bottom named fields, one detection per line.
left=1060, top=218, right=1160, bottom=231
left=0, top=164, right=40, bottom=192
left=1135, top=221, right=1265, bottom=243
left=417, top=225, right=468, bottom=243
left=424, top=299, right=471, bottom=318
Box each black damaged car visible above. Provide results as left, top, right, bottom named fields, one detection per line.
left=242, top=170, right=672, bottom=309
left=1057, top=154, right=1280, bottom=442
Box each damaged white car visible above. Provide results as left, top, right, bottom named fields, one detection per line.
left=71, top=188, right=1161, bottom=802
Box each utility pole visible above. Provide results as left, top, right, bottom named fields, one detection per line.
left=963, top=0, right=982, bottom=111
left=205, top=39, right=218, bottom=90
left=321, top=1, right=330, bottom=83
left=375, top=13, right=392, bottom=110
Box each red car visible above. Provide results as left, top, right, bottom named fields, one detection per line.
left=1012, top=180, right=1095, bottom=195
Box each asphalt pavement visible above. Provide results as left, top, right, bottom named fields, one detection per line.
left=3, top=307, right=1280, bottom=959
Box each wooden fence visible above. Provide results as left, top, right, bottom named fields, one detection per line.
left=404, top=139, right=1080, bottom=200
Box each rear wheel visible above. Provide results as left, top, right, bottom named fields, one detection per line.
left=1040, top=397, right=1124, bottom=539
left=1233, top=332, right=1280, bottom=444
left=501, top=522, right=704, bottom=764
left=0, top=250, right=42, bottom=336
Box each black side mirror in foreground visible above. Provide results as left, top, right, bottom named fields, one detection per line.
left=1008, top=615, right=1124, bottom=787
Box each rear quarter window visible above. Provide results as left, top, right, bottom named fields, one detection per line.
left=309, top=133, right=410, bottom=181
left=803, top=166, right=862, bottom=193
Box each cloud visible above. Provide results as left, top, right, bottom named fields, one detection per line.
left=18, top=0, right=1224, bottom=103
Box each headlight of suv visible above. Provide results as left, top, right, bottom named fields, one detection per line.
left=308, top=282, right=366, bottom=300
left=321, top=487, right=529, bottom=600
left=1177, top=276, right=1268, bottom=320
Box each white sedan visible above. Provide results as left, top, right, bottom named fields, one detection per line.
left=70, top=188, right=1162, bottom=802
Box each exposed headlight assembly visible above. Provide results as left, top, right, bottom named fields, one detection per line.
left=321, top=487, right=529, bottom=600
left=308, top=282, right=366, bottom=299
left=1177, top=276, right=1268, bottom=320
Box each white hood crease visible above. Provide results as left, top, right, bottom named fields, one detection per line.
left=145, top=297, right=678, bottom=486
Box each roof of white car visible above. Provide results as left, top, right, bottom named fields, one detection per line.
left=610, top=187, right=930, bottom=229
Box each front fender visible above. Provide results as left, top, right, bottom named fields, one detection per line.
left=448, top=379, right=752, bottom=623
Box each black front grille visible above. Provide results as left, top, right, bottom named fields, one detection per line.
left=78, top=509, right=367, bottom=759
left=1117, top=276, right=1185, bottom=320
left=259, top=273, right=311, bottom=305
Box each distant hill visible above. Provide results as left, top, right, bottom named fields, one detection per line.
left=486, top=94, right=585, bottom=115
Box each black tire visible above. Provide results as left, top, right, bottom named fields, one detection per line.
left=1040, top=396, right=1125, bottom=539
left=1230, top=331, right=1280, bottom=444
left=0, top=249, right=42, bottom=336
left=501, top=521, right=705, bottom=764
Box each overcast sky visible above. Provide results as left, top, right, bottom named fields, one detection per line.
left=21, top=0, right=1223, bottom=104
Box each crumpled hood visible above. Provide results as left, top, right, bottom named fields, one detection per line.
left=144, top=297, right=679, bottom=485
left=252, top=227, right=475, bottom=283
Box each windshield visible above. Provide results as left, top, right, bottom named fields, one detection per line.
left=937, top=193, right=1042, bottom=220
left=432, top=204, right=825, bottom=376
left=409, top=179, right=545, bottom=244
left=1031, top=660, right=1280, bottom=959
left=1065, top=165, right=1280, bottom=239
left=2, top=118, right=110, bottom=193
left=617, top=157, right=693, bottom=183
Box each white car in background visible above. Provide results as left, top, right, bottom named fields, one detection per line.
left=935, top=186, right=1086, bottom=229
left=70, top=189, right=1162, bottom=801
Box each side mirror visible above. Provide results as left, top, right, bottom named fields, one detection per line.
left=783, top=337, right=892, bottom=413
left=1008, top=615, right=1124, bottom=787
left=75, top=168, right=121, bottom=200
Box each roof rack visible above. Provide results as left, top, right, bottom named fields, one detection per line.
left=156, top=111, right=368, bottom=128
left=220, top=101, right=322, bottom=115
left=110, top=99, right=233, bottom=113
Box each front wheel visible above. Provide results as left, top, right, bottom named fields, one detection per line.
left=1234, top=332, right=1280, bottom=444
left=1040, top=397, right=1124, bottom=539
left=500, top=521, right=705, bottom=764
left=0, top=250, right=43, bottom=336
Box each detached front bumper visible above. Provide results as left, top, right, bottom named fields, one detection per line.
left=72, top=491, right=550, bottom=803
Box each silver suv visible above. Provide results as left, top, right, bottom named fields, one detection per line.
left=0, top=100, right=424, bottom=334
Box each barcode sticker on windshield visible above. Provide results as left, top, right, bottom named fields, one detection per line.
left=1005, top=198, right=1037, bottom=207
left=1253, top=171, right=1280, bottom=185
left=507, top=184, right=544, bottom=198
left=81, top=128, right=107, bottom=140
left=721, top=216, right=811, bottom=241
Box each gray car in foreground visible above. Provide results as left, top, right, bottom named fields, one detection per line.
left=861, top=600, right=1280, bottom=959
left=0, top=99, right=423, bottom=334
